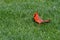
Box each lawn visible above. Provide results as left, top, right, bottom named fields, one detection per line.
left=0, top=0, right=60, bottom=40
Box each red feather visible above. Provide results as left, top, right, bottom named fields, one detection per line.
left=33, top=12, right=50, bottom=24
left=33, top=12, right=44, bottom=24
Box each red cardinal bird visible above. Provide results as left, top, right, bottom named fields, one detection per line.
left=33, top=12, right=50, bottom=24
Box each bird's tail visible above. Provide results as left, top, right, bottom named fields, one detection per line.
left=43, top=19, right=50, bottom=23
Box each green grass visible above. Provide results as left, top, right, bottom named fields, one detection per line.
left=0, top=0, right=60, bottom=40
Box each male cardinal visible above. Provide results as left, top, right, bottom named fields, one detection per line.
left=33, top=12, right=50, bottom=24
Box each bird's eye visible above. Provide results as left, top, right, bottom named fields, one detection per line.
left=34, top=14, right=36, bottom=17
